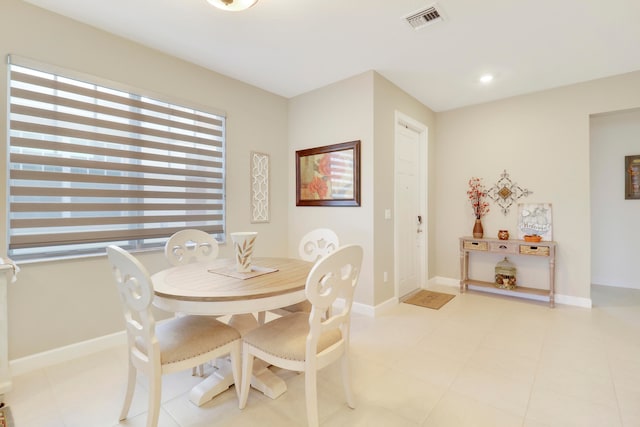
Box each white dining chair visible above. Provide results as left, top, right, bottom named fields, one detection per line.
left=265, top=228, right=340, bottom=319
left=165, top=229, right=222, bottom=376
left=164, top=229, right=219, bottom=266
left=298, top=228, right=340, bottom=262
left=239, top=244, right=363, bottom=427
left=106, top=245, right=242, bottom=427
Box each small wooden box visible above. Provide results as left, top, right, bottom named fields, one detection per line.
left=519, top=245, right=550, bottom=256
left=463, top=240, right=488, bottom=251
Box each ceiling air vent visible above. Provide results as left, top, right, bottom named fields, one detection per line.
left=405, top=4, right=444, bottom=30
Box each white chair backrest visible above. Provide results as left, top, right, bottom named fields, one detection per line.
left=165, top=229, right=219, bottom=266
left=304, top=244, right=363, bottom=359
left=298, top=228, right=340, bottom=262
left=106, top=245, right=159, bottom=367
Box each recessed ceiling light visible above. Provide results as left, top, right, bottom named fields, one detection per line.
left=479, top=74, right=494, bottom=84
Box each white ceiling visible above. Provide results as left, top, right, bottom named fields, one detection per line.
left=23, top=0, right=640, bottom=112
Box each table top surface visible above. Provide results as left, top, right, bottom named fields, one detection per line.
left=151, top=257, right=313, bottom=302
left=460, top=236, right=556, bottom=245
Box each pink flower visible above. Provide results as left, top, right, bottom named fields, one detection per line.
left=317, top=154, right=332, bottom=177
left=308, top=176, right=328, bottom=199
left=467, top=177, right=490, bottom=219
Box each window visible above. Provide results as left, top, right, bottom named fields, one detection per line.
left=7, top=56, right=225, bottom=261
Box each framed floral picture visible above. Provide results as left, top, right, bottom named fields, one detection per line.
left=295, top=140, right=361, bottom=207
left=625, top=155, right=640, bottom=200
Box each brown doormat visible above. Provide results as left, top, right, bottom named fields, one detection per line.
left=403, top=290, right=455, bottom=310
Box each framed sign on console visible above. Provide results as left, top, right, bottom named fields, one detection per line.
left=517, top=202, right=552, bottom=241
left=295, top=140, right=361, bottom=207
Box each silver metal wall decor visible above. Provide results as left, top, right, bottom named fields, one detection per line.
left=487, top=170, right=532, bottom=215
left=250, top=151, right=270, bottom=223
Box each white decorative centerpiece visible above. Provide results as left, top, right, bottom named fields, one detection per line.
left=230, top=232, right=258, bottom=273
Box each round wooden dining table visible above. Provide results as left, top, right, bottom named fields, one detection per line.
left=152, top=257, right=312, bottom=315
left=151, top=257, right=313, bottom=406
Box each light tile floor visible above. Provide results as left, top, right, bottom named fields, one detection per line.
left=6, top=283, right=640, bottom=427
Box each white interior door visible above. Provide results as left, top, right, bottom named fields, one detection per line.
left=395, top=113, right=427, bottom=299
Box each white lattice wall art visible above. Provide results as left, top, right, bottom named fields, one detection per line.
left=250, top=152, right=270, bottom=223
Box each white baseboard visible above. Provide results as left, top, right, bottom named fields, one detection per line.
left=338, top=298, right=396, bottom=318
left=10, top=331, right=126, bottom=377
left=592, top=280, right=640, bottom=290
left=369, top=296, right=399, bottom=316
left=555, top=293, right=592, bottom=308
left=350, top=300, right=374, bottom=317
left=428, top=276, right=459, bottom=287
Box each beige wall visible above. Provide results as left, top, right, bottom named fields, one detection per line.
left=2, top=0, right=289, bottom=359
left=372, top=74, right=436, bottom=305
left=288, top=72, right=435, bottom=307
left=590, top=108, right=640, bottom=289
left=288, top=72, right=375, bottom=305
left=435, top=71, right=640, bottom=303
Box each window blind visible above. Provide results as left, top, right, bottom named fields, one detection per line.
left=7, top=57, right=226, bottom=260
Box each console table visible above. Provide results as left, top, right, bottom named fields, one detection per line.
left=459, top=237, right=557, bottom=307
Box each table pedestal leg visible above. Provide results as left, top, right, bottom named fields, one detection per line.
left=188, top=313, right=289, bottom=406
left=250, top=359, right=287, bottom=399
left=188, top=357, right=288, bottom=405
left=228, top=313, right=287, bottom=398
left=189, top=358, right=235, bottom=406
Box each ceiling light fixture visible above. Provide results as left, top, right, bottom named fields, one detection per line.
left=207, top=0, right=258, bottom=12
left=479, top=74, right=494, bottom=84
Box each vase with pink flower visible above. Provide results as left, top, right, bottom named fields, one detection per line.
left=467, top=177, right=490, bottom=238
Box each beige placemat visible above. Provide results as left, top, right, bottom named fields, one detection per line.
left=208, top=265, right=278, bottom=280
